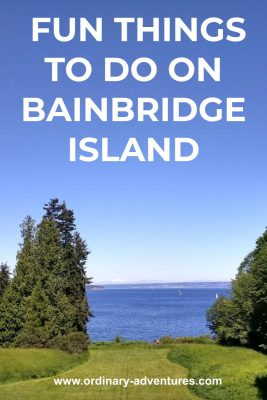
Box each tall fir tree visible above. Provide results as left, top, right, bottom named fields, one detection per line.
left=13, top=216, right=37, bottom=297
left=43, top=199, right=92, bottom=333
left=0, top=216, right=37, bottom=346
left=35, top=216, right=77, bottom=338
left=0, top=200, right=91, bottom=350
left=0, top=263, right=10, bottom=298
left=16, top=282, right=53, bottom=347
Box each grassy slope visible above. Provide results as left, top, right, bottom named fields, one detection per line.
left=168, top=344, right=267, bottom=400
left=0, top=347, right=200, bottom=400
left=0, top=348, right=87, bottom=384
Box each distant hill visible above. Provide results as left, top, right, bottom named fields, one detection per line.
left=87, top=285, right=104, bottom=290
left=89, top=282, right=231, bottom=290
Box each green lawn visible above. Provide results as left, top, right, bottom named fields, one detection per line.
left=169, top=344, right=267, bottom=400
left=0, top=346, right=199, bottom=400
left=0, top=344, right=266, bottom=400
left=0, top=348, right=87, bottom=384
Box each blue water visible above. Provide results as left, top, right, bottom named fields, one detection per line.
left=87, top=288, right=229, bottom=342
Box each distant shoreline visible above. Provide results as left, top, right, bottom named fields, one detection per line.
left=87, top=282, right=230, bottom=290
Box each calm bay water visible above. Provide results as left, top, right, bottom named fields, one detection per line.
left=87, top=288, right=229, bottom=342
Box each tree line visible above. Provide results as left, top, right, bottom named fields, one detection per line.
left=207, top=227, right=267, bottom=351
left=0, top=199, right=91, bottom=353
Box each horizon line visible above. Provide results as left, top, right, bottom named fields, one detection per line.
left=92, top=280, right=231, bottom=285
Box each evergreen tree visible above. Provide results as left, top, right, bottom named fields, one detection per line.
left=43, top=199, right=75, bottom=246
left=13, top=216, right=37, bottom=296
left=0, top=217, right=37, bottom=346
left=16, top=282, right=53, bottom=347
left=35, top=217, right=63, bottom=284
left=35, top=217, right=77, bottom=338
left=43, top=199, right=91, bottom=334
left=72, top=232, right=92, bottom=332
left=0, top=284, right=24, bottom=346
left=0, top=200, right=91, bottom=351
left=0, top=263, right=10, bottom=297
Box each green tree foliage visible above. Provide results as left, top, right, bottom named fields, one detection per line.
left=0, top=217, right=37, bottom=346
left=43, top=199, right=93, bottom=332
left=249, top=231, right=267, bottom=349
left=16, top=282, right=53, bottom=347
left=0, top=199, right=90, bottom=351
left=13, top=216, right=37, bottom=297
left=0, top=263, right=11, bottom=297
left=207, top=227, right=267, bottom=350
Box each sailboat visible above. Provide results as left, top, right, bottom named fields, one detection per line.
left=215, top=293, right=219, bottom=299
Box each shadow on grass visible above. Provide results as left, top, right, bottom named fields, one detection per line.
left=255, top=375, right=267, bottom=399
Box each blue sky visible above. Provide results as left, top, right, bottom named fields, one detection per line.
left=0, top=0, right=266, bottom=283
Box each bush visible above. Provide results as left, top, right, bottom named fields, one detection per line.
left=50, top=332, right=89, bottom=354
left=159, top=335, right=213, bottom=345
left=114, top=335, right=125, bottom=343
left=159, top=336, right=175, bottom=344
left=175, top=335, right=214, bottom=344
left=15, top=327, right=50, bottom=348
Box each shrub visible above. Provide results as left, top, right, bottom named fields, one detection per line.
left=175, top=335, right=214, bottom=344
left=159, top=335, right=214, bottom=345
left=159, top=336, right=175, bottom=344
left=114, top=335, right=125, bottom=343
left=15, top=327, right=50, bottom=348
left=50, top=332, right=89, bottom=354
